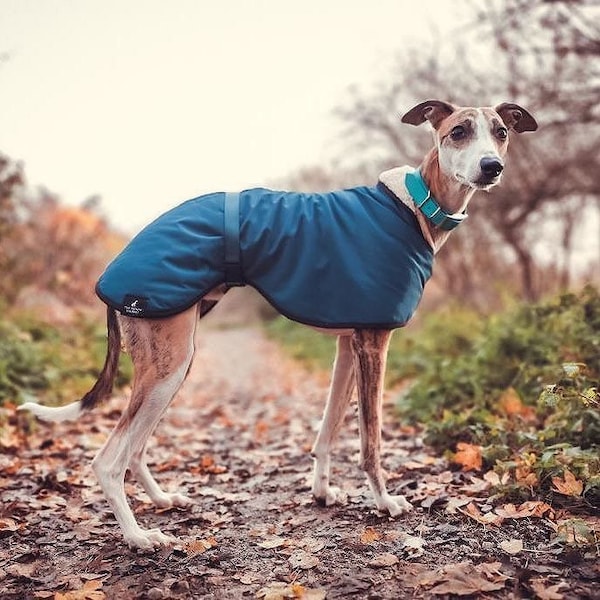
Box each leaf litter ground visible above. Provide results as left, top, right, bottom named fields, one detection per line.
left=1, top=326, right=598, bottom=599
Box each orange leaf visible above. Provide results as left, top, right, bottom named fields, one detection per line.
left=460, top=502, right=503, bottom=526
left=360, top=526, right=382, bottom=544
left=552, top=470, right=583, bottom=496
left=453, top=442, right=483, bottom=471
left=184, top=537, right=217, bottom=555
left=498, top=387, right=534, bottom=418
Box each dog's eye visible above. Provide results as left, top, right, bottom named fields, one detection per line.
left=496, top=127, right=508, bottom=140
left=450, top=126, right=467, bottom=141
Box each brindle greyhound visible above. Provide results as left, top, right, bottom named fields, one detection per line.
left=20, top=100, right=537, bottom=550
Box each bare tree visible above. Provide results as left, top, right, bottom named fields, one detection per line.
left=333, top=0, right=600, bottom=303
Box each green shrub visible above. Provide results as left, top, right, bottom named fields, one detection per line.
left=397, top=286, right=599, bottom=502
left=0, top=311, right=132, bottom=407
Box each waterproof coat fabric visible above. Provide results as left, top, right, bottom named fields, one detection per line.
left=95, top=185, right=434, bottom=328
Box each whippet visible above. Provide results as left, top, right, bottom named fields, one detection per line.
left=20, top=100, right=537, bottom=550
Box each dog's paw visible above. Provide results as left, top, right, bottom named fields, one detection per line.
left=153, top=492, right=194, bottom=510
left=125, top=527, right=176, bottom=551
left=376, top=494, right=413, bottom=517
left=313, top=485, right=348, bottom=507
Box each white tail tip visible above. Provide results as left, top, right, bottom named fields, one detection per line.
left=18, top=400, right=82, bottom=422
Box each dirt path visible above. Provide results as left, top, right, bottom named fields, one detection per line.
left=1, top=324, right=597, bottom=599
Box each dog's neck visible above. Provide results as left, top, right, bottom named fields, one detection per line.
left=379, top=150, right=477, bottom=253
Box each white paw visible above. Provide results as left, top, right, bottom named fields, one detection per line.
left=125, top=527, right=176, bottom=550
left=153, top=492, right=194, bottom=509
left=376, top=494, right=413, bottom=517
left=313, top=485, right=348, bottom=507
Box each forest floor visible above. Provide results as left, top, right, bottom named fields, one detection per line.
left=1, top=322, right=598, bottom=599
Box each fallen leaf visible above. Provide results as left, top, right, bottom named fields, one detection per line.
left=460, top=502, right=503, bottom=526
left=499, top=538, right=523, bottom=554
left=494, top=501, right=553, bottom=520
left=421, top=562, right=509, bottom=596
left=359, top=526, right=382, bottom=544
left=184, top=536, right=217, bottom=555
left=55, top=580, right=105, bottom=600
left=237, top=572, right=262, bottom=585
left=453, top=442, right=483, bottom=471
left=445, top=496, right=472, bottom=514
left=552, top=469, right=583, bottom=496
left=257, top=536, right=287, bottom=549
left=483, top=471, right=510, bottom=486
left=288, top=550, right=319, bottom=570
left=554, top=518, right=596, bottom=546
left=531, top=578, right=567, bottom=600
left=256, top=582, right=326, bottom=600
left=7, top=562, right=40, bottom=578
left=401, top=534, right=426, bottom=557
left=460, top=476, right=491, bottom=494
left=298, top=537, right=325, bottom=553
left=368, top=552, right=399, bottom=567
left=0, top=517, right=19, bottom=535
left=499, top=387, right=535, bottom=419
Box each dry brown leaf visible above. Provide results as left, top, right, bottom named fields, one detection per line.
left=55, top=580, right=105, bottom=600
left=531, top=579, right=566, bottom=600
left=424, top=562, right=509, bottom=596
left=460, top=502, right=503, bottom=526
left=445, top=496, right=472, bottom=514
left=0, top=517, right=19, bottom=534
left=483, top=470, right=510, bottom=486
left=495, top=501, right=553, bottom=520
left=552, top=469, right=583, bottom=496
left=359, top=526, right=382, bottom=544
left=184, top=536, right=217, bottom=555
left=288, top=550, right=319, bottom=570
left=256, top=582, right=325, bottom=600
left=368, top=552, right=399, bottom=567
left=257, top=536, right=287, bottom=549
left=499, top=538, right=523, bottom=554
left=460, top=476, right=491, bottom=494
left=520, top=501, right=554, bottom=518
left=453, top=442, right=483, bottom=471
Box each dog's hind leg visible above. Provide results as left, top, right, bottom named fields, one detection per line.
left=311, top=334, right=355, bottom=506
left=352, top=329, right=412, bottom=517
left=91, top=306, right=197, bottom=550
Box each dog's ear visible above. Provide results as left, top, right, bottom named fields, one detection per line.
left=401, top=100, right=457, bottom=130
left=495, top=103, right=538, bottom=133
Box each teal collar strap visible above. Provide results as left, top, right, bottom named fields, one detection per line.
left=405, top=170, right=467, bottom=231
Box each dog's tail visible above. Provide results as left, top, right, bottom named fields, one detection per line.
left=19, top=307, right=121, bottom=422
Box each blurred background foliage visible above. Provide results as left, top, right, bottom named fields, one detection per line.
left=1, top=0, right=598, bottom=501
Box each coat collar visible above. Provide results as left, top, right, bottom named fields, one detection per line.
left=378, top=166, right=468, bottom=252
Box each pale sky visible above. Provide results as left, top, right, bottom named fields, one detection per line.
left=0, top=0, right=476, bottom=233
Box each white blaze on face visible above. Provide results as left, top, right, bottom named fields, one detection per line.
left=436, top=108, right=509, bottom=188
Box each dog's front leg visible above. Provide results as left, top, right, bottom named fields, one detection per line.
left=311, top=334, right=355, bottom=506
left=351, top=329, right=412, bottom=517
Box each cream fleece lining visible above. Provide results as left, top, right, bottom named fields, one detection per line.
left=378, top=166, right=437, bottom=250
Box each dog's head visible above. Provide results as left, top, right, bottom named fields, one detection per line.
left=402, top=100, right=537, bottom=189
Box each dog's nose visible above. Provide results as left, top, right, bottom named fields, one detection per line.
left=480, top=157, right=504, bottom=178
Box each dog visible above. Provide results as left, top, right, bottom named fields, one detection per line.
left=20, top=100, right=537, bottom=549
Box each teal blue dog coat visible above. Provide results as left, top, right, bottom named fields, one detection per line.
left=96, top=184, right=434, bottom=329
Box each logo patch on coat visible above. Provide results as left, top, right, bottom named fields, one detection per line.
left=123, top=295, right=148, bottom=316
